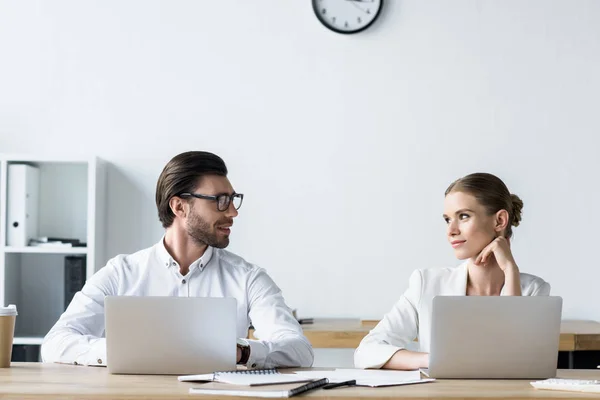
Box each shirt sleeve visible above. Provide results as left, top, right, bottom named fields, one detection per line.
left=40, top=260, right=119, bottom=366
left=244, top=268, right=314, bottom=369
left=354, top=269, right=422, bottom=369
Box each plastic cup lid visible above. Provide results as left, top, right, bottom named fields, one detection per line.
left=0, top=304, right=17, bottom=316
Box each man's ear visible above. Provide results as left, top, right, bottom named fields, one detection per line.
left=169, top=196, right=188, bottom=219
left=495, top=209, right=509, bottom=234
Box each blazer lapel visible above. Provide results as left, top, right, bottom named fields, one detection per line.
left=446, top=261, right=469, bottom=296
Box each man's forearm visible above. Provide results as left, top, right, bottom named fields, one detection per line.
left=245, top=335, right=313, bottom=368
left=41, top=328, right=106, bottom=366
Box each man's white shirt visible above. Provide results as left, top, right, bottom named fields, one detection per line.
left=41, top=238, right=313, bottom=369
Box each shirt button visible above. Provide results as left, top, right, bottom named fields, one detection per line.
left=97, top=359, right=103, bottom=364
left=182, top=279, right=186, bottom=284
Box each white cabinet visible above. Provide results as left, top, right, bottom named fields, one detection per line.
left=0, top=155, right=106, bottom=346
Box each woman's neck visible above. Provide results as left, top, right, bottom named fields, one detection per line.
left=466, top=259, right=505, bottom=296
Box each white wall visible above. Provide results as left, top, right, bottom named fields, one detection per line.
left=1, top=0, right=599, bottom=321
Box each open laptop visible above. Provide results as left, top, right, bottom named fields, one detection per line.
left=105, top=296, right=237, bottom=375
left=426, top=296, right=562, bottom=379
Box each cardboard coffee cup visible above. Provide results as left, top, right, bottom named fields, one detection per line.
left=0, top=305, right=17, bottom=368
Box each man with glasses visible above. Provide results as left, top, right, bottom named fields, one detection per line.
left=41, top=151, right=313, bottom=369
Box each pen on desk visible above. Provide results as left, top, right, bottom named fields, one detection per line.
left=323, top=379, right=357, bottom=390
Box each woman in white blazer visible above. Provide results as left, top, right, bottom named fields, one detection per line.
left=354, top=173, right=550, bottom=370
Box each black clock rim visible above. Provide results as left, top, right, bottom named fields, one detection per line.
left=312, top=0, right=384, bottom=35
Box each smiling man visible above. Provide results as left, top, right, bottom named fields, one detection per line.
left=41, top=151, right=313, bottom=369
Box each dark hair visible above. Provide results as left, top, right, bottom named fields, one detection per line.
left=156, top=151, right=228, bottom=228
left=445, top=173, right=523, bottom=238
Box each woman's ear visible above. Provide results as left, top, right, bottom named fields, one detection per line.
left=495, top=209, right=509, bottom=234
left=169, top=196, right=188, bottom=219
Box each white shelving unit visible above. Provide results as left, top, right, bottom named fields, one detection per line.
left=4, top=247, right=89, bottom=255
left=13, top=337, right=45, bottom=345
left=0, top=154, right=106, bottom=352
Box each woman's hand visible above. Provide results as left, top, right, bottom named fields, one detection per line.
left=383, top=350, right=429, bottom=370
left=475, top=236, right=522, bottom=295
left=474, top=236, right=518, bottom=273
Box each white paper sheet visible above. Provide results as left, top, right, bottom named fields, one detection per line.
left=294, top=368, right=432, bottom=387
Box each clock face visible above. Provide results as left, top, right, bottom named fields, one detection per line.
left=312, top=0, right=383, bottom=34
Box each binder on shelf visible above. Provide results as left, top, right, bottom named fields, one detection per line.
left=6, top=164, right=40, bottom=247
left=64, top=256, right=86, bottom=310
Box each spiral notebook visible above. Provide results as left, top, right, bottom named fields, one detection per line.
left=188, top=378, right=329, bottom=398
left=179, top=369, right=319, bottom=386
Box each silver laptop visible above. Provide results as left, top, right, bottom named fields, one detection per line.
left=105, top=296, right=237, bottom=375
left=427, top=296, right=562, bottom=379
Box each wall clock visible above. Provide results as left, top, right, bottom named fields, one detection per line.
left=312, top=0, right=383, bottom=34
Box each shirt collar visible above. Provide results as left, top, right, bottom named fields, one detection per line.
left=155, top=236, right=214, bottom=271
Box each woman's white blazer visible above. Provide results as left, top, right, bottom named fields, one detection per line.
left=354, top=262, right=551, bottom=369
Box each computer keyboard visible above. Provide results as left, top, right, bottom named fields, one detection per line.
left=531, top=378, right=600, bottom=393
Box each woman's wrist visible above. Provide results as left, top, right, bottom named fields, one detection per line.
left=503, top=263, right=522, bottom=295
left=502, top=263, right=519, bottom=275
left=384, top=350, right=429, bottom=370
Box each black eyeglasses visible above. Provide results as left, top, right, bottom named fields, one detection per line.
left=179, top=192, right=244, bottom=212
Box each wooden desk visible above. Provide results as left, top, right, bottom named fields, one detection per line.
left=560, top=321, right=600, bottom=352
left=1, top=363, right=600, bottom=399
left=251, top=319, right=600, bottom=350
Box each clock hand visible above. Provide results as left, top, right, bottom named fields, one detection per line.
left=345, top=0, right=373, bottom=14
left=347, top=0, right=367, bottom=14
